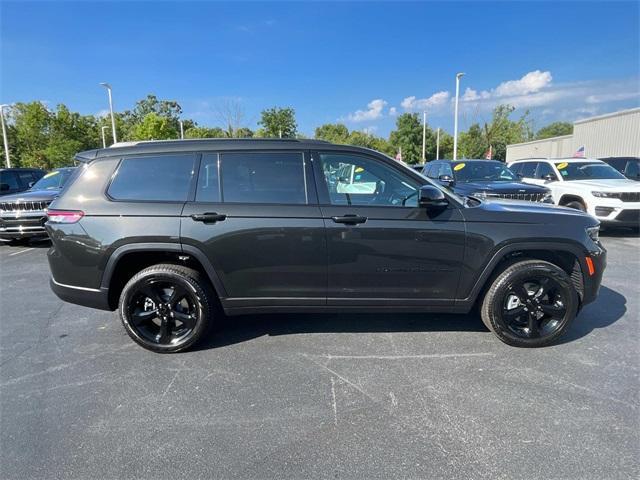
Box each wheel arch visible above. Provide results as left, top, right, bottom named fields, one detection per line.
left=558, top=194, right=586, bottom=208
left=101, top=243, right=227, bottom=310
left=463, top=241, right=587, bottom=309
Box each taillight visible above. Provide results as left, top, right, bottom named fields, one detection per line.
left=46, top=209, right=84, bottom=224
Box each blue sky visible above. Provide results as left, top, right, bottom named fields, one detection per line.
left=2, top=1, right=639, bottom=137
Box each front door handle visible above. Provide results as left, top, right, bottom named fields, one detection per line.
left=331, top=214, right=367, bottom=225
left=191, top=212, right=227, bottom=224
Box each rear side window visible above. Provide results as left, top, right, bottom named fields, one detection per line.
left=108, top=154, right=196, bottom=202
left=221, top=152, right=307, bottom=204
left=520, top=162, right=538, bottom=178
left=196, top=153, right=221, bottom=202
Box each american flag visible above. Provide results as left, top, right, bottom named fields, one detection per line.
left=484, top=145, right=492, bottom=160
left=573, top=146, right=585, bottom=158
left=395, top=147, right=402, bottom=162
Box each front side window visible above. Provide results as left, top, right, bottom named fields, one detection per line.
left=221, top=152, right=307, bottom=204
left=0, top=171, right=20, bottom=190
left=319, top=153, right=420, bottom=207
left=108, top=154, right=196, bottom=202
left=535, top=162, right=557, bottom=180
left=520, top=162, right=538, bottom=178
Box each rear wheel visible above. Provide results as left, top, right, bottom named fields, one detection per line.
left=119, top=264, right=215, bottom=353
left=481, top=260, right=578, bottom=347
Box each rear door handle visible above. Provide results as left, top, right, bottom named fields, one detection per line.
left=331, top=214, right=367, bottom=225
left=191, top=212, right=227, bottom=224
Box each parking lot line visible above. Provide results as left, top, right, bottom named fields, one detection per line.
left=8, top=248, right=34, bottom=257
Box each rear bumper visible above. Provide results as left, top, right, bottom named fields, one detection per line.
left=50, top=277, right=113, bottom=311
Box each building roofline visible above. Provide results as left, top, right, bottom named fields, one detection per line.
left=506, top=134, right=573, bottom=148
left=574, top=107, right=640, bottom=125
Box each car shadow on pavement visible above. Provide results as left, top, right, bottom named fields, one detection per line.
left=194, top=311, right=487, bottom=351
left=557, top=285, right=627, bottom=344
left=193, top=285, right=627, bottom=351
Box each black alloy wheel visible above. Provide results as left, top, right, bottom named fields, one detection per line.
left=119, top=264, right=214, bottom=352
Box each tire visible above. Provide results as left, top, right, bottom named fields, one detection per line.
left=118, top=263, right=215, bottom=353
left=564, top=200, right=586, bottom=212
left=480, top=260, right=578, bottom=347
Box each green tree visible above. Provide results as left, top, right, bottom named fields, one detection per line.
left=536, top=121, right=573, bottom=139
left=315, top=123, right=350, bottom=144
left=258, top=107, right=297, bottom=138
left=131, top=113, right=179, bottom=141
left=389, top=113, right=424, bottom=164
left=184, top=126, right=227, bottom=139
left=458, top=123, right=486, bottom=159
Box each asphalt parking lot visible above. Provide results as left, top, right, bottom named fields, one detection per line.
left=0, top=233, right=638, bottom=480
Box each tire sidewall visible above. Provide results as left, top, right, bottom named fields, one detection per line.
left=119, top=269, right=210, bottom=353
left=486, top=263, right=578, bottom=347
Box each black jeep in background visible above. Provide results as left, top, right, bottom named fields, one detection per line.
left=422, top=159, right=553, bottom=202
left=45, top=139, right=605, bottom=352
left=600, top=157, right=640, bottom=181
left=0, top=168, right=45, bottom=196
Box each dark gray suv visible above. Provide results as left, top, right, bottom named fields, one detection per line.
left=46, top=139, right=605, bottom=352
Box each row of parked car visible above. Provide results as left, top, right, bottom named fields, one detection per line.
left=414, top=156, right=640, bottom=230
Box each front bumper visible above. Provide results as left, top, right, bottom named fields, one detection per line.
left=0, top=211, right=48, bottom=239
left=588, top=198, right=640, bottom=227
left=581, top=247, right=606, bottom=306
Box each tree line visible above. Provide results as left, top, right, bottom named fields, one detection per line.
left=0, top=94, right=572, bottom=169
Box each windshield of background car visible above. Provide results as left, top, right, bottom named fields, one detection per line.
left=31, top=169, right=74, bottom=190
left=554, top=162, right=627, bottom=180
left=452, top=162, right=517, bottom=182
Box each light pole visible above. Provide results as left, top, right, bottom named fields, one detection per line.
left=99, top=82, right=117, bottom=144
left=422, top=111, right=427, bottom=162
left=101, top=126, right=109, bottom=148
left=436, top=127, right=440, bottom=160
left=179, top=120, right=184, bottom=139
left=453, top=72, right=465, bottom=160
left=0, top=104, right=10, bottom=168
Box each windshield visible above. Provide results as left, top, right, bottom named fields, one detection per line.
left=555, top=162, right=626, bottom=180
left=452, top=162, right=517, bottom=182
left=31, top=169, right=74, bottom=190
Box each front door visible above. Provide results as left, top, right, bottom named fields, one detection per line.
left=314, top=152, right=466, bottom=306
left=181, top=151, right=326, bottom=307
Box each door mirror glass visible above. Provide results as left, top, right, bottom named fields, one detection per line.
left=543, top=174, right=556, bottom=182
left=418, top=185, right=449, bottom=209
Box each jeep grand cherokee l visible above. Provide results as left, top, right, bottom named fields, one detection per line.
left=45, top=139, right=605, bottom=352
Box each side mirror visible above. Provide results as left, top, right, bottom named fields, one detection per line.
left=419, top=185, right=449, bottom=209
left=28, top=181, right=36, bottom=188
left=0, top=183, right=9, bottom=192
left=516, top=173, right=524, bottom=179
left=543, top=174, right=556, bottom=182
left=438, top=174, right=455, bottom=187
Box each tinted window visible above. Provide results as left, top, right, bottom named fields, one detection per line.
left=510, top=163, right=523, bottom=175
left=319, top=153, right=419, bottom=207
left=221, top=152, right=307, bottom=204
left=108, top=154, right=196, bottom=201
left=196, top=153, right=220, bottom=202
left=17, top=171, right=36, bottom=187
left=535, top=162, right=557, bottom=180
left=604, top=158, right=626, bottom=171
left=0, top=171, right=20, bottom=190
left=555, top=162, right=626, bottom=180
left=520, top=162, right=538, bottom=178
left=624, top=160, right=639, bottom=178
left=451, top=161, right=517, bottom=182
left=426, top=164, right=439, bottom=178
left=31, top=169, right=75, bottom=190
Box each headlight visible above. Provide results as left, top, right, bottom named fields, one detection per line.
left=592, top=191, right=620, bottom=198
left=474, top=191, right=487, bottom=199
left=542, top=193, right=554, bottom=203
left=586, top=226, right=600, bottom=242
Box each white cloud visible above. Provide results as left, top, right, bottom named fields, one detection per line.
left=345, top=99, right=387, bottom=122
left=389, top=106, right=398, bottom=116
left=401, top=91, right=450, bottom=111
left=362, top=126, right=378, bottom=135
left=585, top=91, right=639, bottom=104
left=493, top=70, right=552, bottom=97
left=95, top=109, right=110, bottom=118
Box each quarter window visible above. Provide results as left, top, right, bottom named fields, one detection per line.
left=319, top=153, right=419, bottom=207
left=108, top=154, right=196, bottom=202
left=221, top=152, right=307, bottom=204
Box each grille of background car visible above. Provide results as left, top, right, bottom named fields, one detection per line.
left=620, top=192, right=640, bottom=202
left=487, top=193, right=546, bottom=202
left=0, top=201, right=51, bottom=212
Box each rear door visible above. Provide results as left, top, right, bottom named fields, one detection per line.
left=181, top=150, right=326, bottom=306
left=313, top=151, right=465, bottom=306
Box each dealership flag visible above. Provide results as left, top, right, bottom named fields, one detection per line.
left=484, top=145, right=492, bottom=160
left=395, top=147, right=402, bottom=161
left=573, top=146, right=585, bottom=158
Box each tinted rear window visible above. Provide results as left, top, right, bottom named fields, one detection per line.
left=221, top=152, right=307, bottom=204
left=108, top=154, right=196, bottom=202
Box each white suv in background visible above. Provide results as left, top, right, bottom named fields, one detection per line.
left=508, top=158, right=640, bottom=230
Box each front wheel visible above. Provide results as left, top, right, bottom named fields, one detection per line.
left=119, top=264, right=215, bottom=353
left=481, top=260, right=579, bottom=347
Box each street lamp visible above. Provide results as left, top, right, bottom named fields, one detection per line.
left=0, top=104, right=11, bottom=168
left=453, top=72, right=465, bottom=160
left=101, top=126, right=109, bottom=148
left=422, top=111, right=427, bottom=162
left=99, top=82, right=117, bottom=144
left=179, top=120, right=184, bottom=139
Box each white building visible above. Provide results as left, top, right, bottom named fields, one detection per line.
left=506, top=107, right=640, bottom=162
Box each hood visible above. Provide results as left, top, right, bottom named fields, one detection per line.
left=454, top=181, right=549, bottom=194
left=0, top=189, right=61, bottom=203
left=474, top=197, right=598, bottom=225
left=561, top=179, right=640, bottom=191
